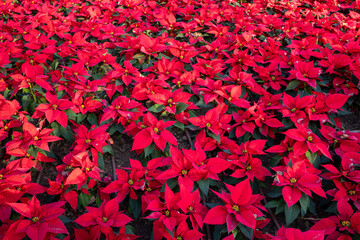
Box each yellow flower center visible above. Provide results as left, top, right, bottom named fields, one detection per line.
left=81, top=104, right=85, bottom=109
left=290, top=178, right=297, bottom=184
left=74, top=72, right=78, bottom=76
left=181, top=169, right=188, bottom=175
left=188, top=206, right=194, bottom=212
left=311, top=107, right=316, bottom=113
left=85, top=167, right=90, bottom=171
left=165, top=210, right=170, bottom=217
left=267, top=102, right=272, bottom=106
left=206, top=123, right=211, bottom=128
left=32, top=217, right=40, bottom=223
left=232, top=205, right=240, bottom=212
left=153, top=127, right=159, bottom=133
left=146, top=187, right=152, bottom=192
left=228, top=97, right=232, bottom=101
left=102, top=217, right=108, bottom=223
left=307, top=136, right=313, bottom=142
left=85, top=139, right=91, bottom=144
left=52, top=104, right=58, bottom=110
left=0, top=174, right=3, bottom=179
left=246, top=165, right=252, bottom=170
left=128, top=179, right=134, bottom=185
left=115, top=105, right=121, bottom=110
left=291, top=108, right=297, bottom=112
left=4, top=126, right=8, bottom=130
left=349, top=190, right=356, bottom=196
left=341, top=220, right=351, bottom=227
left=33, top=136, right=39, bottom=141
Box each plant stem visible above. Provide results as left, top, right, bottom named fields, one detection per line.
left=36, top=162, right=44, bottom=184
left=259, top=187, right=281, bottom=230
left=111, top=141, right=117, bottom=180
left=185, top=129, right=194, bottom=150
left=36, top=142, right=55, bottom=184
left=201, top=192, right=212, bottom=240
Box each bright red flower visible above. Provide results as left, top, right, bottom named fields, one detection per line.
left=7, top=196, right=68, bottom=240
left=265, top=226, right=325, bottom=240
left=203, top=179, right=265, bottom=231
left=288, top=61, right=322, bottom=88
left=102, top=168, right=145, bottom=201
left=131, top=112, right=178, bottom=151
left=72, top=124, right=110, bottom=154
left=32, top=92, right=74, bottom=128
left=311, top=200, right=360, bottom=240
left=145, top=185, right=187, bottom=234
left=283, top=124, right=332, bottom=159
left=273, top=160, right=326, bottom=208
left=75, top=198, right=132, bottom=239
left=188, top=103, right=232, bottom=135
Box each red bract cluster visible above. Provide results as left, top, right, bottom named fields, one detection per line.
left=1, top=0, right=360, bottom=239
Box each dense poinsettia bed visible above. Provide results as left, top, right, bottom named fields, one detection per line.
left=1, top=0, right=360, bottom=239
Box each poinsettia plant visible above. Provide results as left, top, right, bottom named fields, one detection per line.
left=0, top=0, right=360, bottom=239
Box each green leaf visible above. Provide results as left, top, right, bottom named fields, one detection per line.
left=161, top=178, right=178, bottom=192
left=299, top=194, right=310, bottom=216
left=87, top=113, right=98, bottom=125
left=325, top=201, right=337, bottom=213
left=197, top=178, right=210, bottom=196
left=144, top=142, right=155, bottom=157
left=102, top=145, right=113, bottom=154
left=148, top=104, right=165, bottom=113
left=151, top=149, right=163, bottom=159
left=97, top=152, right=105, bottom=170
left=60, top=125, right=74, bottom=142
left=65, top=109, right=77, bottom=121
left=324, top=43, right=332, bottom=50
left=284, top=204, right=300, bottom=225
left=79, top=192, right=89, bottom=208
left=305, top=151, right=317, bottom=165
left=76, top=113, right=87, bottom=124
left=267, top=187, right=282, bottom=198
left=59, top=215, right=73, bottom=224
left=175, top=103, right=189, bottom=114
left=208, top=132, right=221, bottom=143
left=275, top=203, right=285, bottom=215
left=173, top=121, right=184, bottom=131
left=129, top=198, right=142, bottom=219
left=95, top=194, right=102, bottom=207
left=109, top=124, right=124, bottom=134
left=22, top=95, right=31, bottom=110
left=286, top=80, right=300, bottom=91
left=238, top=223, right=253, bottom=240
left=265, top=200, right=281, bottom=209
